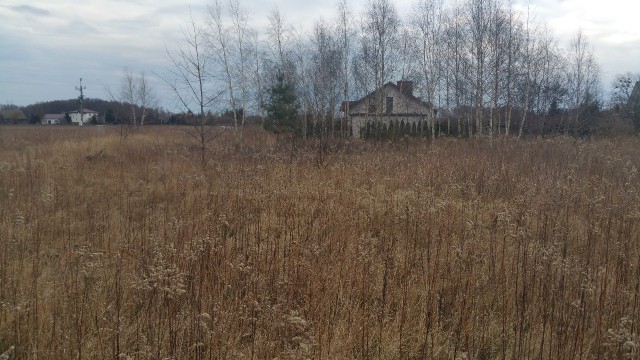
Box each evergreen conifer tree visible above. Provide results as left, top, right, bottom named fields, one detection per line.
left=264, top=72, right=299, bottom=134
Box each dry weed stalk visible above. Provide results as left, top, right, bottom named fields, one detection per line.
left=0, top=126, right=639, bottom=359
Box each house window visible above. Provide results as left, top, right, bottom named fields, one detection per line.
left=386, top=97, right=394, bottom=114
left=368, top=103, right=377, bottom=114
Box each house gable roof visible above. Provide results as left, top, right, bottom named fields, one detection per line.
left=628, top=80, right=640, bottom=112
left=341, top=81, right=433, bottom=115
left=43, top=113, right=66, bottom=120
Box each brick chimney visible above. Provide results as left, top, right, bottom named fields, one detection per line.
left=397, top=80, right=413, bottom=96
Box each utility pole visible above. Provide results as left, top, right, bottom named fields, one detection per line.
left=76, top=78, right=86, bottom=126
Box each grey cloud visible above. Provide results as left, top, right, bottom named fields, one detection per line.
left=9, top=5, right=51, bottom=16
left=109, top=17, right=158, bottom=32
left=63, top=19, right=101, bottom=35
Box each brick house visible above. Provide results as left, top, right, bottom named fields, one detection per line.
left=341, top=80, right=434, bottom=138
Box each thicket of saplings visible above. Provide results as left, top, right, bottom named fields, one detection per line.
left=0, top=125, right=639, bottom=359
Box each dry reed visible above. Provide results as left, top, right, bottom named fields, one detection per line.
left=0, top=125, right=639, bottom=359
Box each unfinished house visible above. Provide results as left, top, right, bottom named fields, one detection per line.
left=341, top=80, right=434, bottom=138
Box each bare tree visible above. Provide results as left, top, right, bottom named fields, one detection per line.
left=466, top=0, right=493, bottom=135
left=269, top=7, right=287, bottom=67
left=160, top=12, right=221, bottom=167
left=566, top=29, right=601, bottom=135
left=443, top=2, right=473, bottom=136
left=250, top=29, right=266, bottom=117
left=103, top=70, right=156, bottom=137
left=610, top=72, right=640, bottom=111
left=411, top=0, right=445, bottom=140
left=517, top=4, right=536, bottom=138
left=156, top=0, right=607, bottom=143
left=207, top=0, right=253, bottom=146
left=336, top=0, right=353, bottom=137
left=267, top=6, right=297, bottom=79
left=229, top=0, right=251, bottom=141
left=136, top=72, right=154, bottom=126
left=120, top=70, right=139, bottom=126
left=360, top=0, right=400, bottom=110
left=486, top=0, right=508, bottom=140
left=291, top=36, right=311, bottom=138
left=520, top=27, right=557, bottom=138
left=307, top=19, right=342, bottom=137
left=530, top=26, right=565, bottom=132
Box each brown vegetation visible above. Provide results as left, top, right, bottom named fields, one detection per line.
left=0, top=126, right=639, bottom=359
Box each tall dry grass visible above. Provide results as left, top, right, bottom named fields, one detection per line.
left=0, top=125, right=639, bottom=359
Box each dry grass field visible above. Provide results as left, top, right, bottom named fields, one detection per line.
left=0, top=125, right=639, bottom=359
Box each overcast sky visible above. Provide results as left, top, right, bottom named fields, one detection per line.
left=1, top=0, right=639, bottom=111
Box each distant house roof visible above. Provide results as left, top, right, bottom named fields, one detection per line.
left=42, top=113, right=65, bottom=124
left=69, top=108, right=98, bottom=114
left=43, top=113, right=65, bottom=120
left=628, top=80, right=640, bottom=112
left=340, top=81, right=433, bottom=115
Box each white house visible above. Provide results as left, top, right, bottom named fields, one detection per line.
left=68, top=109, right=98, bottom=126
left=41, top=113, right=65, bottom=125
left=341, top=80, right=434, bottom=138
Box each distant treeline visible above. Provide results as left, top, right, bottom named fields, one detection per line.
left=18, top=99, right=169, bottom=125
left=11, top=99, right=263, bottom=126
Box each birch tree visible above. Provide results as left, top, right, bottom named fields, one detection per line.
left=207, top=0, right=253, bottom=145
left=136, top=72, right=154, bottom=126
left=162, top=12, right=220, bottom=166
left=531, top=27, right=564, bottom=125
left=336, top=0, right=353, bottom=136
left=517, top=4, right=535, bottom=138
left=486, top=0, right=507, bottom=139
left=250, top=30, right=266, bottom=117
left=411, top=0, right=444, bottom=140
left=466, top=0, right=491, bottom=135
left=309, top=19, right=341, bottom=137
left=498, top=1, right=521, bottom=136
left=566, top=30, right=601, bottom=134
left=443, top=2, right=473, bottom=136
left=360, top=0, right=400, bottom=113
left=229, top=0, right=251, bottom=139
left=267, top=6, right=297, bottom=80
left=121, top=71, right=139, bottom=127
left=104, top=70, right=156, bottom=128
